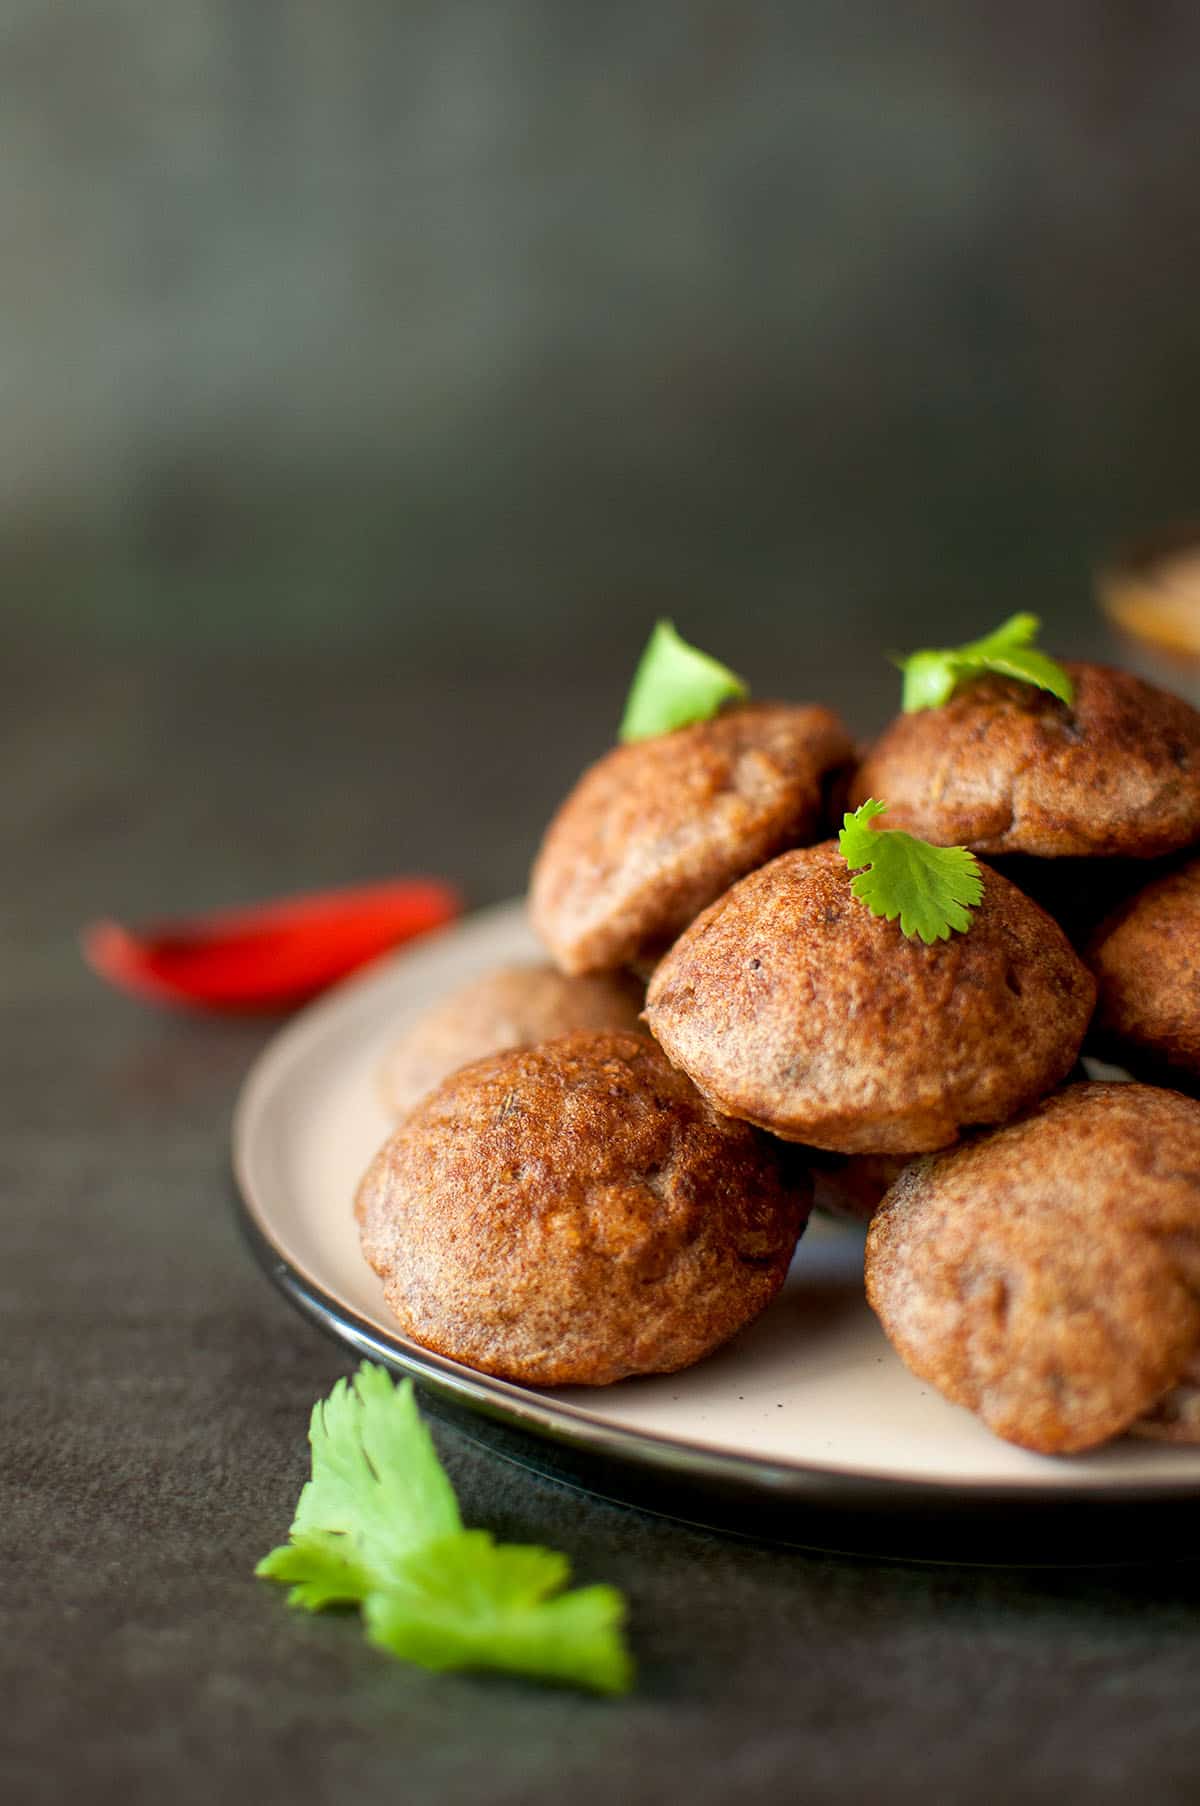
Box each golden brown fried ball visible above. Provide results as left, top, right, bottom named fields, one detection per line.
left=644, top=843, right=1095, bottom=1154
left=851, top=664, right=1200, bottom=858
left=378, top=962, right=646, bottom=1118
left=1086, top=856, right=1200, bottom=1086
left=865, top=1083, right=1200, bottom=1454
left=529, top=702, right=855, bottom=975
left=356, top=1030, right=809, bottom=1386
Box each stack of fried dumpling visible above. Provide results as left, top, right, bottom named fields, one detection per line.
left=359, top=657, right=1200, bottom=1454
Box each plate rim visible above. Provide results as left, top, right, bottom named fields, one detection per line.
left=231, top=901, right=1200, bottom=1520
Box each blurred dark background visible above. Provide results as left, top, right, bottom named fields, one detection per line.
left=7, top=0, right=1200, bottom=672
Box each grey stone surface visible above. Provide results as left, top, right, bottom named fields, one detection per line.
left=4, top=638, right=1200, bottom=1805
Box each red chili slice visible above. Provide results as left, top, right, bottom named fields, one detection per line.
left=81, top=877, right=463, bottom=1012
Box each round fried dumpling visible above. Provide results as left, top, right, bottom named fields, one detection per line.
left=529, top=702, right=854, bottom=975
left=379, top=962, right=646, bottom=1118
left=866, top=1083, right=1200, bottom=1453
left=356, top=1030, right=809, bottom=1386
left=1086, top=856, right=1200, bottom=1085
left=851, top=664, right=1200, bottom=857
left=644, top=843, right=1095, bottom=1154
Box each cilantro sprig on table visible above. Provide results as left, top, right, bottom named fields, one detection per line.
left=895, top=612, right=1074, bottom=713
left=619, top=620, right=748, bottom=742
left=257, top=1364, right=633, bottom=1695
left=839, top=800, right=983, bottom=944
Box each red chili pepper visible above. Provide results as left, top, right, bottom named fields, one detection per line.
left=81, top=877, right=463, bottom=1012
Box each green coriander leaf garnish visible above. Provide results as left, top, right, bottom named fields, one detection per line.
left=256, top=1364, right=633, bottom=1695
left=364, top=1533, right=630, bottom=1694
left=838, top=799, right=984, bottom=944
left=618, top=619, right=748, bottom=742
left=896, top=613, right=1074, bottom=713
left=256, top=1363, right=460, bottom=1603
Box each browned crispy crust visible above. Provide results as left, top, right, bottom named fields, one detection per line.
left=851, top=663, right=1200, bottom=857
left=529, top=702, right=855, bottom=975
left=1086, top=856, right=1200, bottom=1086
left=378, top=962, right=646, bottom=1118
left=356, top=1030, right=809, bottom=1386
left=865, top=1083, right=1200, bottom=1454
left=644, top=843, right=1095, bottom=1154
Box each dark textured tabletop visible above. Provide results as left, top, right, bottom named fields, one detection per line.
left=6, top=636, right=1200, bottom=1806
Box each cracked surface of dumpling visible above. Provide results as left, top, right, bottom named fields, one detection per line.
left=378, top=961, right=646, bottom=1118
left=356, top=1029, right=810, bottom=1386
left=644, top=843, right=1095, bottom=1154
left=1086, top=856, right=1200, bottom=1086
left=865, top=1082, right=1200, bottom=1454
left=529, top=702, right=854, bottom=975
left=851, top=664, right=1200, bottom=857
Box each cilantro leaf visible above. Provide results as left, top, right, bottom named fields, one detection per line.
left=896, top=613, right=1074, bottom=713
left=619, top=619, right=748, bottom=742
left=365, top=1533, right=632, bottom=1695
left=255, top=1529, right=376, bottom=1610
left=288, top=1361, right=461, bottom=1566
left=256, top=1364, right=633, bottom=1696
left=838, top=799, right=984, bottom=944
